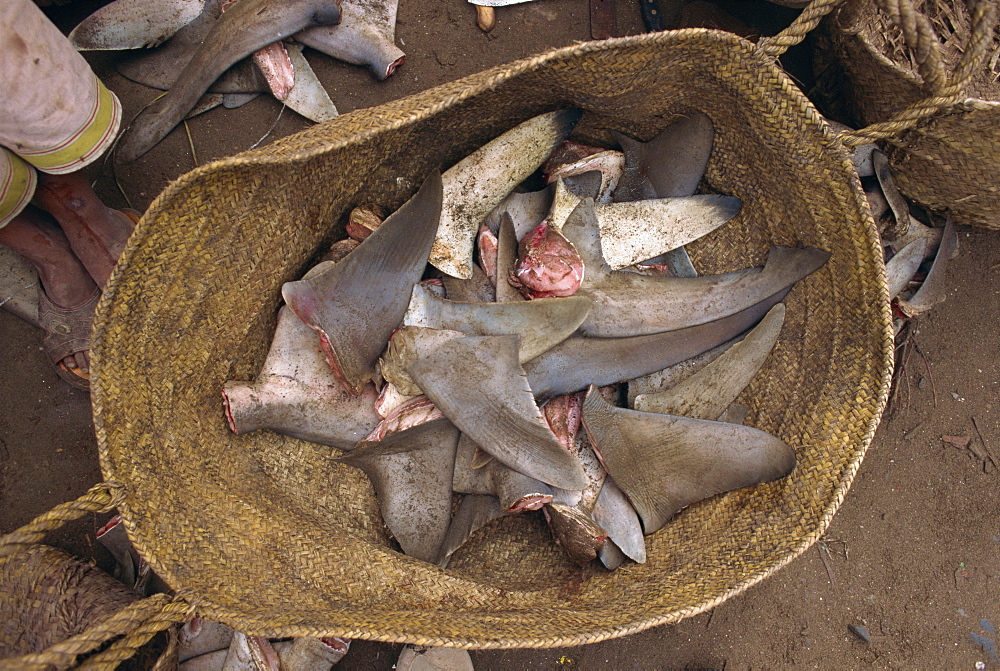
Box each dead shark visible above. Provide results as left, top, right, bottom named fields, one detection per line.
left=613, top=111, right=716, bottom=202
left=400, top=283, right=590, bottom=361
left=594, top=195, right=741, bottom=270
left=404, top=332, right=588, bottom=490
left=433, top=109, right=581, bottom=278
left=612, top=110, right=717, bottom=276
left=452, top=433, right=554, bottom=513
left=633, top=303, right=786, bottom=418
left=592, top=476, right=645, bottom=566
left=524, top=289, right=788, bottom=400
left=221, top=306, right=381, bottom=449
left=69, top=0, right=208, bottom=49
left=561, top=198, right=828, bottom=337
left=435, top=494, right=504, bottom=568
left=337, top=418, right=460, bottom=563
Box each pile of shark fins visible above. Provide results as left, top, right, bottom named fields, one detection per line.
left=68, top=0, right=406, bottom=162
left=221, top=109, right=829, bottom=587
left=176, top=617, right=350, bottom=669
left=90, top=517, right=350, bottom=670
left=176, top=616, right=350, bottom=669
left=824, top=119, right=959, bottom=336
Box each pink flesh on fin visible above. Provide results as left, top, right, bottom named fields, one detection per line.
left=220, top=0, right=294, bottom=100
left=321, top=637, right=351, bottom=654
left=542, top=141, right=607, bottom=180
left=253, top=41, right=294, bottom=100
left=346, top=220, right=373, bottom=241
left=222, top=388, right=239, bottom=432
left=385, top=55, right=405, bottom=78
left=510, top=220, right=584, bottom=299
left=478, top=223, right=499, bottom=286
left=543, top=393, right=584, bottom=451
left=313, top=329, right=364, bottom=396
left=507, top=493, right=553, bottom=513
left=364, top=395, right=443, bottom=442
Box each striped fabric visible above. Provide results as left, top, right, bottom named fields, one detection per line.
left=15, top=78, right=121, bottom=175
left=0, top=151, right=37, bottom=228
left=0, top=0, right=122, bottom=226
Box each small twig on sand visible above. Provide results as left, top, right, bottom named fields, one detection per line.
left=99, top=127, right=134, bottom=211
left=972, top=417, right=999, bottom=472
left=706, top=609, right=717, bottom=629
left=0, top=282, right=37, bottom=309
left=248, top=103, right=286, bottom=151
left=903, top=421, right=924, bottom=440
left=112, top=168, right=134, bottom=211
left=84, top=530, right=94, bottom=565
left=888, top=327, right=913, bottom=415
left=912, top=336, right=937, bottom=407
left=900, top=335, right=913, bottom=411
left=818, top=542, right=836, bottom=585
left=824, top=538, right=850, bottom=560
left=183, top=120, right=199, bottom=167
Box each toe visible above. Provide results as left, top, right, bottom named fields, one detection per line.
left=75, top=350, right=90, bottom=373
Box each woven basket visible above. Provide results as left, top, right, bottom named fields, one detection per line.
left=821, top=0, right=1000, bottom=228
left=0, top=13, right=894, bottom=659
left=0, top=545, right=138, bottom=658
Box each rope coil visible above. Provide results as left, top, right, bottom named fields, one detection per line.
left=756, top=0, right=844, bottom=58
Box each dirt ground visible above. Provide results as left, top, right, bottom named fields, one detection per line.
left=2, top=0, right=998, bottom=668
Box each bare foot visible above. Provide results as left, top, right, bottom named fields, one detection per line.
left=0, top=206, right=97, bottom=376
left=32, top=171, right=136, bottom=288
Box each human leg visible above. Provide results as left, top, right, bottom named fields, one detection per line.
left=1, top=0, right=132, bottom=288
left=0, top=206, right=98, bottom=383
left=33, top=171, right=136, bottom=288
left=0, top=0, right=137, bottom=389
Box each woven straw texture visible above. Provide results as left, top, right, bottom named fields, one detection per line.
left=0, top=545, right=138, bottom=657
left=823, top=0, right=1000, bottom=228
left=90, top=30, right=893, bottom=648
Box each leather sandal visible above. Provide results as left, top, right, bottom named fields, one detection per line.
left=38, top=285, right=100, bottom=391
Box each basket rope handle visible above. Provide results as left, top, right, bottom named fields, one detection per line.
left=755, top=0, right=999, bottom=147
left=0, top=595, right=192, bottom=671
left=755, top=0, right=843, bottom=59
left=0, top=482, right=126, bottom=562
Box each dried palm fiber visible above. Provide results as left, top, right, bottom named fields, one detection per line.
left=818, top=0, right=1000, bottom=228
left=1, top=17, right=893, bottom=653
left=0, top=544, right=137, bottom=660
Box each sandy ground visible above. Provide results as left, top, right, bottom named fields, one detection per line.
left=2, top=0, right=998, bottom=668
